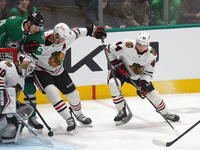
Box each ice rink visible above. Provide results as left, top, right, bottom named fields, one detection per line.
left=1, top=93, right=200, bottom=150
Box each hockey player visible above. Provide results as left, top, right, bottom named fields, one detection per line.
left=0, top=11, right=45, bottom=133
left=0, top=54, right=35, bottom=144
left=107, top=31, right=180, bottom=126
left=34, top=23, right=107, bottom=134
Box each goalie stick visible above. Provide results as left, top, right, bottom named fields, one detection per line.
left=101, top=38, right=132, bottom=125
left=152, top=120, right=200, bottom=147
left=14, top=113, right=54, bottom=147
left=23, top=91, right=61, bottom=137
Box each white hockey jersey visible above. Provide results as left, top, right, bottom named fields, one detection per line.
left=0, top=61, right=24, bottom=89
left=107, top=39, right=157, bottom=82
left=35, top=28, right=88, bottom=76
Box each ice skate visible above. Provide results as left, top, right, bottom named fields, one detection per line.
left=164, top=113, right=180, bottom=122
left=66, top=117, right=78, bottom=135
left=28, top=116, right=43, bottom=134
left=114, top=107, right=127, bottom=126
left=69, top=107, right=92, bottom=127
left=75, top=114, right=92, bottom=127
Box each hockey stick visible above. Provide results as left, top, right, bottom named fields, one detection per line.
left=23, top=91, right=61, bottom=137
left=127, top=78, right=176, bottom=131
left=153, top=120, right=200, bottom=147
left=14, top=113, right=54, bottom=147
left=101, top=38, right=132, bottom=124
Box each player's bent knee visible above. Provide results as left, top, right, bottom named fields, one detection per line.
left=44, top=84, right=61, bottom=103
left=108, top=78, right=121, bottom=96
left=65, top=89, right=79, bottom=102
left=147, top=90, right=162, bottom=105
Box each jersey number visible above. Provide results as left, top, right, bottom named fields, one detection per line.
left=115, top=41, right=122, bottom=51
left=150, top=60, right=155, bottom=67
left=0, top=68, right=6, bottom=77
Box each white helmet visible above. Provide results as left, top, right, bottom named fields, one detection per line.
left=136, top=31, right=150, bottom=45
left=54, top=23, right=70, bottom=43
left=18, top=54, right=35, bottom=78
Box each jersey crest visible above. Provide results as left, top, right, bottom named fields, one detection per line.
left=5, top=61, right=12, bottom=67
left=9, top=16, right=16, bottom=20
left=48, top=51, right=65, bottom=67
left=150, top=49, right=157, bottom=56
left=129, top=63, right=144, bottom=75
left=125, top=41, right=133, bottom=48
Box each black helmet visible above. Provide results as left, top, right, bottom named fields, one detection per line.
left=27, top=11, right=44, bottom=27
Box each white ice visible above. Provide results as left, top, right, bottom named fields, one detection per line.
left=1, top=93, right=200, bottom=150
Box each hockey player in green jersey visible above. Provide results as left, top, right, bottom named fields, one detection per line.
left=0, top=11, right=45, bottom=133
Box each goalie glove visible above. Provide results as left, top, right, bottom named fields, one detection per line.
left=137, top=80, right=149, bottom=99
left=111, top=59, right=130, bottom=76
left=21, top=41, right=41, bottom=53
left=86, top=24, right=107, bottom=39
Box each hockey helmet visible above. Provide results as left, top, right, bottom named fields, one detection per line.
left=18, top=54, right=35, bottom=78
left=136, top=31, right=150, bottom=45
left=27, top=11, right=44, bottom=28
left=54, top=23, right=70, bottom=42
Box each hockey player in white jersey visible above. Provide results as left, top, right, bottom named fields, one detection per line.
left=0, top=54, right=35, bottom=143
left=107, top=31, right=180, bottom=126
left=34, top=23, right=107, bottom=134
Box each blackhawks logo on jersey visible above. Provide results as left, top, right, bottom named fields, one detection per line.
left=129, top=63, right=144, bottom=75
left=5, top=61, right=12, bottom=67
left=150, top=49, right=157, bottom=56
left=125, top=41, right=133, bottom=48
left=48, top=51, right=65, bottom=67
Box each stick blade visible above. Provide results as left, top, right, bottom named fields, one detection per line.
left=51, top=126, right=61, bottom=134
left=121, top=112, right=133, bottom=124
left=152, top=139, right=167, bottom=147
left=43, top=139, right=54, bottom=147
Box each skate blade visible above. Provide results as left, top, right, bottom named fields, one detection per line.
left=28, top=128, right=43, bottom=134
left=78, top=122, right=93, bottom=127
left=68, top=128, right=78, bottom=135
left=115, top=121, right=127, bottom=126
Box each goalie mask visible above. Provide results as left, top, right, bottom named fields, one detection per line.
left=136, top=32, right=150, bottom=45
left=18, top=54, right=35, bottom=78
left=54, top=23, right=70, bottom=44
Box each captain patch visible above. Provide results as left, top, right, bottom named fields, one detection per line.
left=150, top=49, right=157, bottom=56
left=5, top=61, right=12, bottom=67
left=125, top=41, right=133, bottom=48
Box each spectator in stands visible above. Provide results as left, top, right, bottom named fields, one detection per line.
left=0, top=0, right=8, bottom=20
left=86, top=0, right=125, bottom=29
left=122, top=0, right=150, bottom=27
left=151, top=0, right=180, bottom=25
left=178, top=0, right=200, bottom=24
left=9, top=0, right=36, bottom=19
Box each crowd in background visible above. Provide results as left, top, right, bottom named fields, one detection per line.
left=0, top=0, right=200, bottom=30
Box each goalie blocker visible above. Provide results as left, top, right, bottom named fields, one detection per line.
left=0, top=88, right=33, bottom=144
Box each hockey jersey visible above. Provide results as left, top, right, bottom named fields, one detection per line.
left=107, top=39, right=157, bottom=82
left=0, top=61, right=24, bottom=90
left=35, top=28, right=88, bottom=76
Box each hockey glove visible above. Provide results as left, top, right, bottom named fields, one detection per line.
left=22, top=41, right=41, bottom=53
left=86, top=24, right=107, bottom=39
left=137, top=80, right=149, bottom=99
left=111, top=59, right=130, bottom=76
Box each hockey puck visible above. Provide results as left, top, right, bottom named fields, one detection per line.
left=48, top=131, right=54, bottom=137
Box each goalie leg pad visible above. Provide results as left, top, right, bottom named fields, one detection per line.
left=1, top=118, right=17, bottom=140
left=147, top=90, right=168, bottom=115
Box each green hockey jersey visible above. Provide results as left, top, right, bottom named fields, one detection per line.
left=0, top=16, right=45, bottom=56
